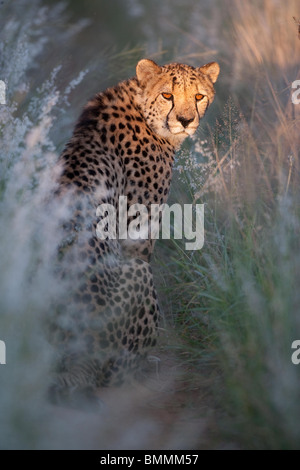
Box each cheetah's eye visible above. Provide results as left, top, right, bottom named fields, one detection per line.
left=162, top=92, right=173, bottom=100
left=195, top=93, right=204, bottom=101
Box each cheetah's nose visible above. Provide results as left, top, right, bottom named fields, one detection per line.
left=176, top=115, right=194, bottom=128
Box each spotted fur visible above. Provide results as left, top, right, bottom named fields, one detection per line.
left=49, top=59, right=219, bottom=408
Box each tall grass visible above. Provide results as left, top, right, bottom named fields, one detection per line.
left=165, top=0, right=300, bottom=449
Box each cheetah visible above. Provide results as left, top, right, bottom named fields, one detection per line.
left=49, top=59, right=219, bottom=408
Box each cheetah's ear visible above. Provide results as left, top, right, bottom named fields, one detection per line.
left=136, top=59, right=162, bottom=86
left=197, top=62, right=220, bottom=84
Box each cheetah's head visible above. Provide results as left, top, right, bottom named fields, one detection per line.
left=136, top=59, right=220, bottom=148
